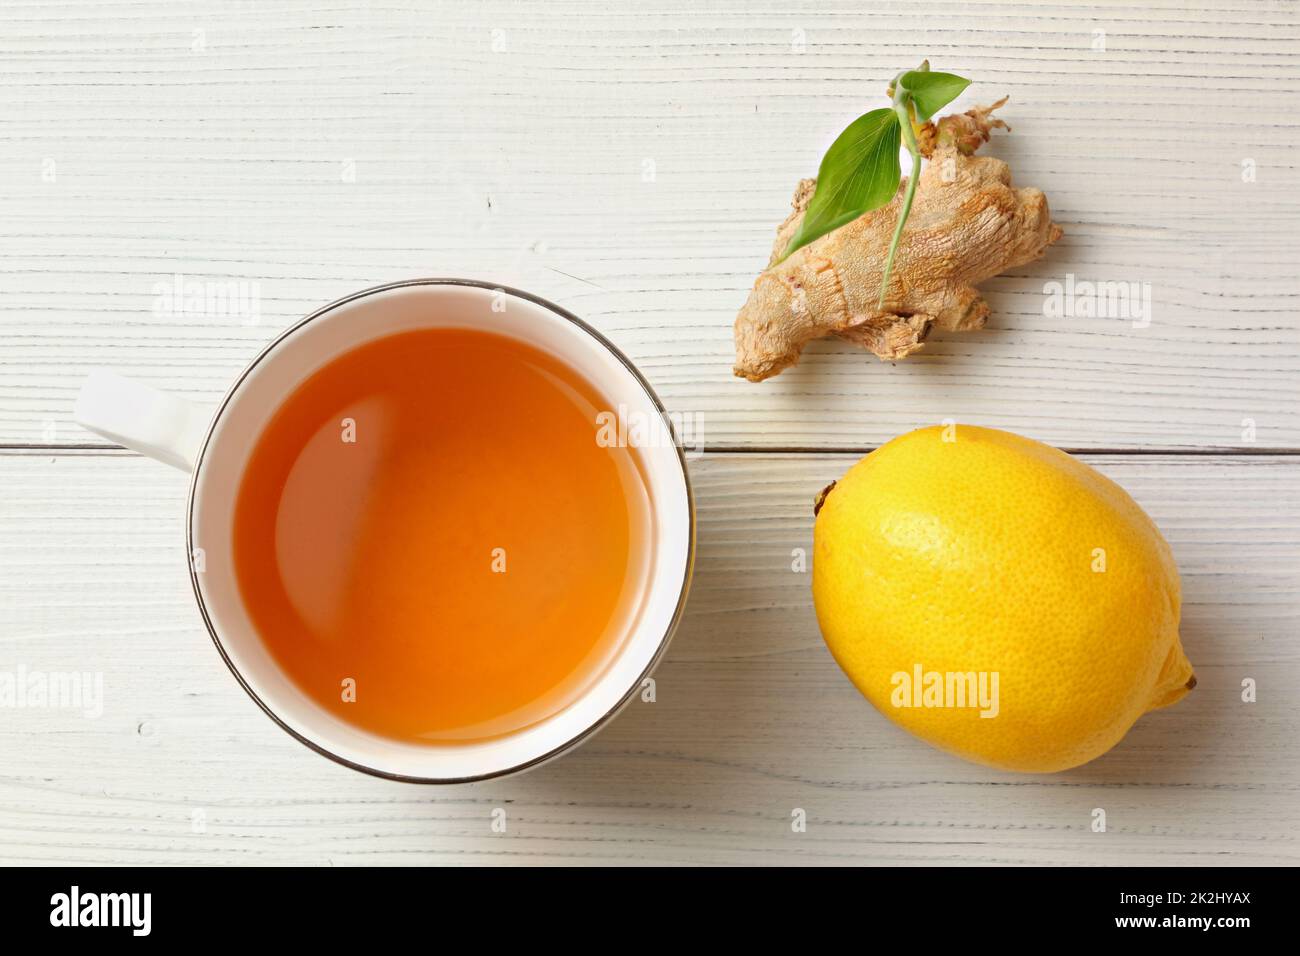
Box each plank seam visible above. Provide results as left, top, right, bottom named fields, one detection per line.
left=4, top=443, right=1300, bottom=457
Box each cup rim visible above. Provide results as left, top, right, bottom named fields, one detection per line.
left=184, top=277, right=696, bottom=784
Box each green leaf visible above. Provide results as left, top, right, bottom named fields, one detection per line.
left=898, top=70, right=970, bottom=123
left=781, top=107, right=902, bottom=261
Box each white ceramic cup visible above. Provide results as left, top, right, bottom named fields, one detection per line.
left=75, top=279, right=695, bottom=782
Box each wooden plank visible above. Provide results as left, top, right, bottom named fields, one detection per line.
left=1, top=1, right=1298, bottom=450
left=1, top=450, right=1295, bottom=865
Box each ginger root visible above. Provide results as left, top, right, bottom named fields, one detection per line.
left=733, top=100, right=1061, bottom=382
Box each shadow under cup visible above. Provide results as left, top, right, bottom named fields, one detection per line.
left=188, top=280, right=694, bottom=782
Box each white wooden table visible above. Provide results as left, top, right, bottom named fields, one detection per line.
left=2, top=1, right=1297, bottom=865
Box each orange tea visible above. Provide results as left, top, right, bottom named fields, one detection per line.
left=231, top=327, right=655, bottom=744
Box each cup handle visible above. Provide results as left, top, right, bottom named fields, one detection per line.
left=73, top=370, right=209, bottom=473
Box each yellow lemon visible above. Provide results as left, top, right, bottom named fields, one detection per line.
left=812, top=424, right=1194, bottom=772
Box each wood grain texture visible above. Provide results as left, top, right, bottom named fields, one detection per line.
left=3, top=0, right=1297, bottom=868
left=1, top=452, right=1296, bottom=866
left=2, top=1, right=1299, bottom=450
